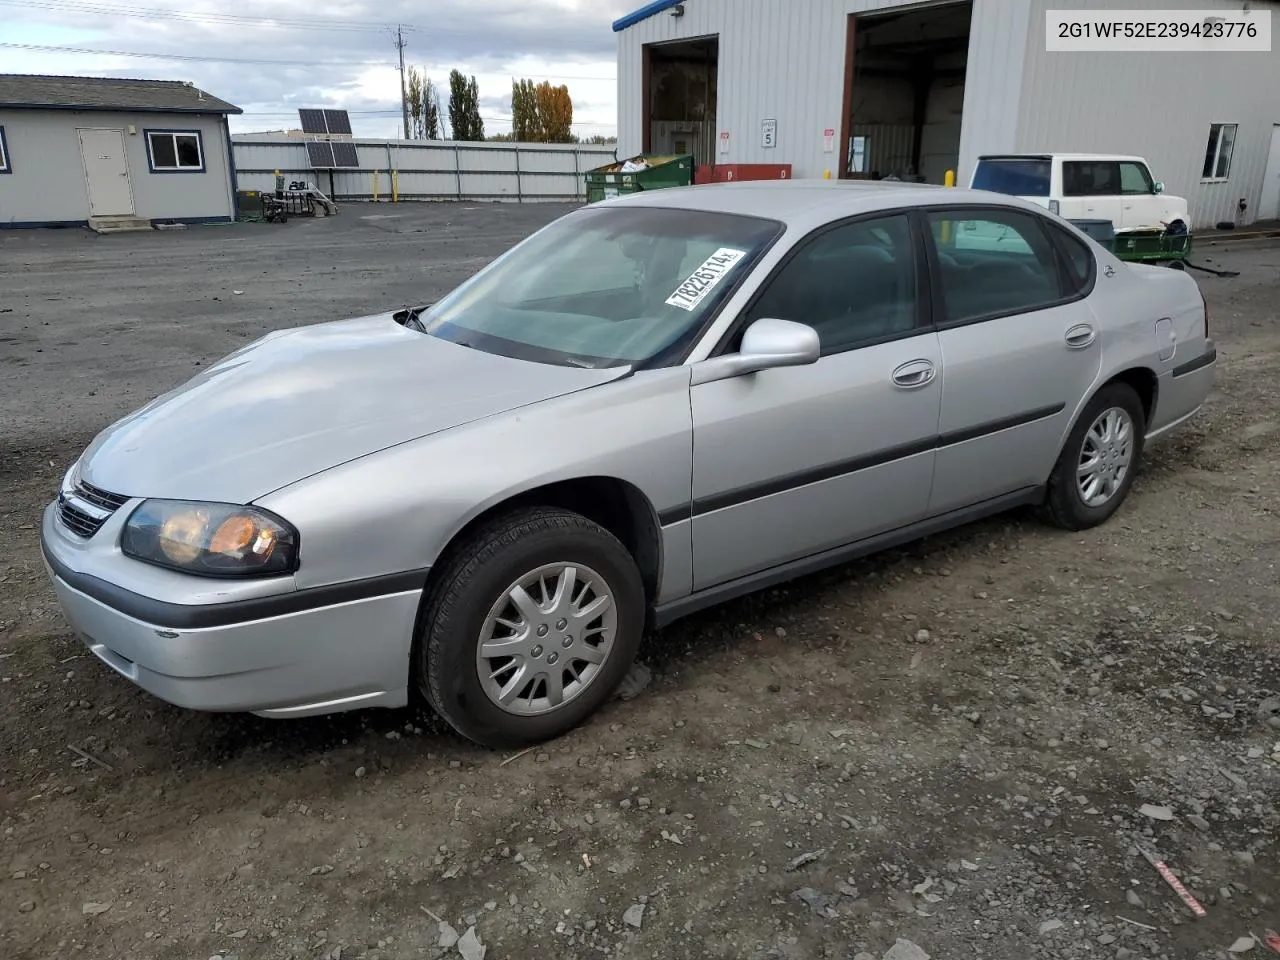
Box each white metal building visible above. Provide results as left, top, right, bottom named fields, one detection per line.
left=615, top=0, right=1280, bottom=228
left=0, top=75, right=241, bottom=230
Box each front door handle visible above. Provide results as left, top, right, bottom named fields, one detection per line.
left=892, top=359, right=936, bottom=389
left=1065, top=324, right=1096, bottom=349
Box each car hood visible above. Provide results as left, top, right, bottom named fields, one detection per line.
left=78, top=313, right=630, bottom=504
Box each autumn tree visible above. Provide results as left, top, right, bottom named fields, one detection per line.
left=535, top=81, right=573, bottom=143
left=448, top=69, right=483, bottom=141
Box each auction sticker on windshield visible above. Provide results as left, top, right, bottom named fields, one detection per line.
left=665, top=247, right=747, bottom=311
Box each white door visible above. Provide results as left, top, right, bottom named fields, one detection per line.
left=1260, top=124, right=1280, bottom=222
left=77, top=129, right=135, bottom=217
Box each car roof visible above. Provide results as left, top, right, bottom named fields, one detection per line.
left=978, top=152, right=1147, bottom=163
left=600, top=179, right=1048, bottom=229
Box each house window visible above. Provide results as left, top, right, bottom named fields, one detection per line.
left=0, top=125, right=10, bottom=174
left=145, top=130, right=204, bottom=172
left=1202, top=123, right=1237, bottom=180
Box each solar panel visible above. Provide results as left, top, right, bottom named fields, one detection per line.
left=330, top=141, right=359, bottom=167
left=306, top=141, right=336, bottom=168
left=298, top=109, right=327, bottom=134
left=324, top=109, right=353, bottom=136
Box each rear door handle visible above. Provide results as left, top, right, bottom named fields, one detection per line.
left=892, top=359, right=936, bottom=389
left=1065, top=324, right=1096, bottom=349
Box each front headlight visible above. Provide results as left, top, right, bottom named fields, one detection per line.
left=121, top=500, right=298, bottom=578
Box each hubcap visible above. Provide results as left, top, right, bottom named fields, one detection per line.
left=475, top=562, right=617, bottom=717
left=1077, top=406, right=1134, bottom=508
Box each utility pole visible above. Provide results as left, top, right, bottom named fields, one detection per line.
left=395, top=25, right=410, bottom=140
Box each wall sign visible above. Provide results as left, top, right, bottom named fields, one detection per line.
left=719, top=131, right=730, bottom=155
left=823, top=128, right=835, bottom=153
left=761, top=119, right=777, bottom=149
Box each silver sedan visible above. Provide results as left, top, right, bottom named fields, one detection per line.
left=40, top=180, right=1216, bottom=748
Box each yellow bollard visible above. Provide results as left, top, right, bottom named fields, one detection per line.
left=372, top=170, right=379, bottom=202
left=823, top=169, right=832, bottom=180
left=392, top=169, right=399, bottom=203
left=944, top=169, right=956, bottom=187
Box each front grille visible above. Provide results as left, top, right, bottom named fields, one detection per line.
left=75, top=481, right=130, bottom=512
left=56, top=477, right=131, bottom=539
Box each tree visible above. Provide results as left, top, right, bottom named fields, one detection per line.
left=509, top=78, right=574, bottom=143
left=534, top=81, right=573, bottom=143
left=425, top=78, right=443, bottom=139
left=448, top=69, right=483, bottom=141
left=405, top=68, right=444, bottom=140
left=511, top=78, right=538, bottom=142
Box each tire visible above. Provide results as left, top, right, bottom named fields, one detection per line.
left=1040, top=382, right=1146, bottom=531
left=416, top=506, right=645, bottom=749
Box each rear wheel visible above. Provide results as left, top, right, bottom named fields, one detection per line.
left=417, top=507, right=644, bottom=749
left=1040, top=382, right=1146, bottom=531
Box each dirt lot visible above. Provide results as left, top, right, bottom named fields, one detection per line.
left=1, top=206, right=1278, bottom=960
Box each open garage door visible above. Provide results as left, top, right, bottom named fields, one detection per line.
left=839, top=1, right=972, bottom=184
left=642, top=35, right=719, bottom=169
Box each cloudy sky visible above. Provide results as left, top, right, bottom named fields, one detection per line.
left=1, top=0, right=630, bottom=138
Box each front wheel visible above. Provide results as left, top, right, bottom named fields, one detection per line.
left=417, top=507, right=645, bottom=749
left=1040, top=382, right=1146, bottom=531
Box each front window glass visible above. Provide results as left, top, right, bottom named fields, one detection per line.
left=418, top=206, right=781, bottom=368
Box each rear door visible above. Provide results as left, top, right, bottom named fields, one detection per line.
left=922, top=204, right=1102, bottom=516
left=689, top=212, right=942, bottom=591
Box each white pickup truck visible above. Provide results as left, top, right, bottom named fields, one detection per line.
left=969, top=153, right=1189, bottom=235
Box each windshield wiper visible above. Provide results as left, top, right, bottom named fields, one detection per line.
left=393, top=303, right=433, bottom=332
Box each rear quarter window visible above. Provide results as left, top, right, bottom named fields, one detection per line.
left=1047, top=222, right=1096, bottom=296
left=971, top=158, right=1052, bottom=197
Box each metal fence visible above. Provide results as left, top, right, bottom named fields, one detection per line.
left=231, top=138, right=619, bottom=203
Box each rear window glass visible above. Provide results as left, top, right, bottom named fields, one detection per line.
left=971, top=158, right=1052, bottom=197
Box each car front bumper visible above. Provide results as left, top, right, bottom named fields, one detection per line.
left=40, top=503, right=424, bottom=718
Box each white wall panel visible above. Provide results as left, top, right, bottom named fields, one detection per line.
left=1015, top=0, right=1280, bottom=228
left=616, top=0, right=1033, bottom=182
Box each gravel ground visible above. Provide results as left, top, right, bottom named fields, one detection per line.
left=1, top=206, right=1278, bottom=960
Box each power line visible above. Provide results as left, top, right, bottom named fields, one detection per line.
left=0, top=0, right=411, bottom=32
left=0, top=42, right=393, bottom=66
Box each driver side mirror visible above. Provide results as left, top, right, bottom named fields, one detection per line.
left=1154, top=181, right=1164, bottom=194
left=690, top=317, right=821, bottom=385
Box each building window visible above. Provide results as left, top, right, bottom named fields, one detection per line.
left=1202, top=123, right=1237, bottom=181
left=0, top=125, right=10, bottom=174
left=145, top=130, right=205, bottom=172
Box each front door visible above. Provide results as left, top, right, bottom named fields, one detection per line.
left=1118, top=159, right=1162, bottom=231
left=923, top=205, right=1102, bottom=516
left=689, top=213, right=942, bottom=591
left=1260, top=124, right=1280, bottom=222
left=77, top=129, right=134, bottom=217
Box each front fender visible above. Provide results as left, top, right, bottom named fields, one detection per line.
left=254, top=367, right=694, bottom=597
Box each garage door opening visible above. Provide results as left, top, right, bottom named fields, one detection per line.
left=840, top=1, right=973, bottom=184
left=643, top=35, right=719, bottom=168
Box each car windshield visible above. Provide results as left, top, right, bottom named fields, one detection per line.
left=416, top=205, right=782, bottom=368
left=971, top=158, right=1052, bottom=197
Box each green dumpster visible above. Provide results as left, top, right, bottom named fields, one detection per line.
left=584, top=153, right=694, bottom=203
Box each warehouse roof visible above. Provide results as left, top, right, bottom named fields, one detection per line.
left=612, top=0, right=687, bottom=32
left=0, top=74, right=242, bottom=115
